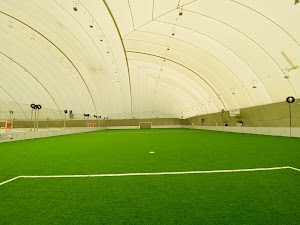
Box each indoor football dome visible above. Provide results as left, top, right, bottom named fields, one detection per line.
left=0, top=1, right=299, bottom=224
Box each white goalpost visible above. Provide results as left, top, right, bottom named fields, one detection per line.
left=139, top=122, right=152, bottom=129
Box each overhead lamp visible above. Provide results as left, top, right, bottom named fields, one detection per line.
left=283, top=69, right=289, bottom=79
left=89, top=20, right=94, bottom=28
left=286, top=96, right=295, bottom=137
left=179, top=8, right=183, bottom=16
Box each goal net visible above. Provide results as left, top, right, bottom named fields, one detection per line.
left=0, top=120, right=13, bottom=133
left=88, top=123, right=96, bottom=128
left=139, top=122, right=152, bottom=129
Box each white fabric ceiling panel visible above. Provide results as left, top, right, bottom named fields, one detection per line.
left=0, top=0, right=299, bottom=120
left=153, top=0, right=179, bottom=19
left=105, top=0, right=134, bottom=36
left=128, top=0, right=152, bottom=29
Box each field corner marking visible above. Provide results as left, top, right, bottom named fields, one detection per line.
left=0, top=176, right=20, bottom=187
left=287, top=166, right=300, bottom=172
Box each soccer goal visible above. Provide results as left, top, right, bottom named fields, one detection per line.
left=0, top=120, right=13, bottom=132
left=88, top=123, right=96, bottom=128
left=139, top=122, right=152, bottom=129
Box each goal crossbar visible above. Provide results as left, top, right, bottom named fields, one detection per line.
left=139, top=122, right=152, bottom=129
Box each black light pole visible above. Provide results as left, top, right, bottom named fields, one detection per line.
left=34, top=105, right=38, bottom=130
left=36, top=105, right=42, bottom=131
left=98, top=116, right=101, bottom=127
left=9, top=110, right=13, bottom=121
left=30, top=104, right=35, bottom=130
left=93, top=115, right=97, bottom=128
left=30, top=104, right=41, bottom=131
left=221, top=109, right=225, bottom=126
left=84, top=114, right=90, bottom=127
left=64, top=110, right=68, bottom=129
left=286, top=96, right=295, bottom=137
left=69, top=110, right=73, bottom=130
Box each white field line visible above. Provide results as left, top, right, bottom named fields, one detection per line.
left=287, top=166, right=300, bottom=172
left=18, top=166, right=290, bottom=179
left=0, top=166, right=298, bottom=187
left=0, top=176, right=20, bottom=186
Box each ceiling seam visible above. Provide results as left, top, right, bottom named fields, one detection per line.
left=180, top=10, right=297, bottom=98
left=0, top=51, right=63, bottom=119
left=125, top=38, right=255, bottom=106
left=0, top=23, right=82, bottom=113
left=122, top=0, right=197, bottom=39
left=156, top=19, right=276, bottom=102
left=133, top=65, right=214, bottom=113
left=0, top=10, right=97, bottom=116
left=130, top=60, right=210, bottom=115
left=130, top=61, right=185, bottom=116
left=0, top=85, right=29, bottom=120
left=103, top=0, right=133, bottom=118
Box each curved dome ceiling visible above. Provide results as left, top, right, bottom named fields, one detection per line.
left=0, top=0, right=299, bottom=120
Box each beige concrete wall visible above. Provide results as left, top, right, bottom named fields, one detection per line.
left=188, top=99, right=300, bottom=127
left=7, top=99, right=300, bottom=129
left=11, top=118, right=188, bottom=129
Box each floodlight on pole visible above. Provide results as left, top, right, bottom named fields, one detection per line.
left=64, top=110, right=68, bottom=128
left=286, top=96, right=295, bottom=137
left=9, top=110, right=13, bottom=121
left=221, top=109, right=225, bottom=126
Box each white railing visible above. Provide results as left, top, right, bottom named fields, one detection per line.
left=0, top=127, right=105, bottom=143
left=1, top=125, right=299, bottom=144
left=191, top=126, right=300, bottom=138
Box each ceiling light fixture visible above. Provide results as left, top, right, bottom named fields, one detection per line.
left=179, top=8, right=183, bottom=16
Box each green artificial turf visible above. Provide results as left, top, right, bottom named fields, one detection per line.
left=0, top=129, right=300, bottom=224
